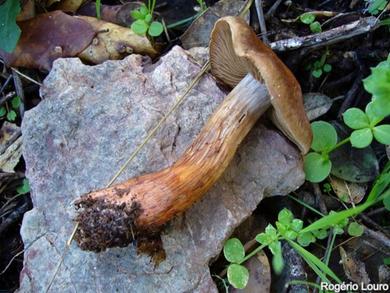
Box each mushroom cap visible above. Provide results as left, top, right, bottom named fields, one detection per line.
left=209, top=16, right=312, bottom=154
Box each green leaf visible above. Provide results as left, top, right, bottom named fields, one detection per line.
left=373, top=125, right=390, bottom=145
left=6, top=110, right=16, bottom=121
left=384, top=194, right=390, bottom=211
left=312, top=69, right=322, bottom=78
left=144, top=13, right=152, bottom=23
left=148, top=21, right=163, bottom=37
left=131, top=9, right=144, bottom=20
left=350, top=128, right=373, bottom=148
left=0, top=106, right=6, bottom=117
left=272, top=251, right=284, bottom=274
left=323, top=64, right=332, bottom=73
left=276, top=221, right=287, bottom=235
left=297, top=232, right=315, bottom=247
left=223, top=238, right=245, bottom=263
left=16, top=178, right=30, bottom=194
left=227, top=264, right=249, bottom=289
left=278, top=208, right=294, bottom=225
left=363, top=60, right=390, bottom=100
left=131, top=19, right=149, bottom=36
left=139, top=4, right=149, bottom=16
left=311, top=121, right=338, bottom=152
left=312, top=229, right=328, bottom=240
left=11, top=96, right=21, bottom=109
left=365, top=100, right=386, bottom=124
left=384, top=257, right=390, bottom=265
left=291, top=219, right=304, bottom=232
left=300, top=12, right=315, bottom=24
left=268, top=241, right=282, bottom=256
left=0, top=0, right=21, bottom=52
left=343, top=108, right=370, bottom=129
left=255, top=232, right=270, bottom=245
left=304, top=152, right=332, bottom=183
left=367, top=0, right=387, bottom=15
left=301, top=202, right=371, bottom=234
left=347, top=222, right=364, bottom=237
left=287, top=240, right=342, bottom=283
left=310, top=21, right=322, bottom=33
left=285, top=230, right=298, bottom=240
left=265, top=224, right=278, bottom=240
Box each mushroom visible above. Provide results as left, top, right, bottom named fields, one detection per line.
left=74, top=16, right=312, bottom=252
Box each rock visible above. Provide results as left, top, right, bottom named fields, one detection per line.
left=19, top=46, right=304, bottom=292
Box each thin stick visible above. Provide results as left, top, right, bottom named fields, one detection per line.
left=255, top=0, right=269, bottom=44
left=0, top=60, right=42, bottom=86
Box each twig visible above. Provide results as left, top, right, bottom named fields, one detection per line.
left=255, top=0, right=269, bottom=44
left=337, top=72, right=362, bottom=118
left=265, top=0, right=283, bottom=18
left=12, top=69, right=25, bottom=119
left=0, top=60, right=42, bottom=86
left=0, top=75, right=12, bottom=94
left=271, top=17, right=378, bottom=51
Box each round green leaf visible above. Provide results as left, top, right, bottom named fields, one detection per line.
left=312, top=69, right=322, bottom=78
left=6, top=110, right=16, bottom=121
left=268, top=241, right=282, bottom=256
left=139, top=4, right=149, bottom=16
left=365, top=100, right=386, bottom=124
left=297, top=232, right=315, bottom=247
left=148, top=21, right=163, bottom=37
left=323, top=64, right=332, bottom=73
left=144, top=13, right=152, bottom=23
left=291, top=219, right=303, bottom=232
left=312, top=228, right=328, bottom=240
left=131, top=19, right=149, bottom=35
left=300, top=12, right=315, bottom=24
left=347, top=222, right=364, bottom=237
left=130, top=10, right=144, bottom=20
left=304, top=152, right=332, bottom=183
left=255, top=232, right=270, bottom=245
left=278, top=208, right=293, bottom=225
left=0, top=106, right=6, bottom=117
left=310, top=21, right=322, bottom=33
left=311, top=121, right=338, bottom=152
left=227, top=264, right=249, bottom=289
left=343, top=108, right=370, bottom=129
left=350, top=128, right=373, bottom=148
left=373, top=125, right=390, bottom=145
left=11, top=96, right=21, bottom=109
left=223, top=238, right=245, bottom=263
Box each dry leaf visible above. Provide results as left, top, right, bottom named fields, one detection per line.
left=0, top=11, right=95, bottom=70
left=303, top=92, right=333, bottom=121
left=339, top=246, right=370, bottom=285
left=329, top=175, right=366, bottom=204
left=77, top=16, right=157, bottom=64
left=0, top=122, right=22, bottom=172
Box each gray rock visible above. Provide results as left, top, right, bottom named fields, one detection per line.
left=19, top=46, right=304, bottom=292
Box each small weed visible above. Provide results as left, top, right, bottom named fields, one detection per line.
left=0, top=96, right=21, bottom=122
left=223, top=163, right=390, bottom=289
left=300, top=12, right=322, bottom=33
left=304, top=54, right=390, bottom=183
left=365, top=0, right=389, bottom=15
left=130, top=0, right=164, bottom=38
left=307, top=50, right=332, bottom=78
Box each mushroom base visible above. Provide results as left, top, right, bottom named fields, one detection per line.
left=74, top=199, right=142, bottom=252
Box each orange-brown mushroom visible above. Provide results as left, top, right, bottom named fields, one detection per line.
left=74, top=16, right=311, bottom=252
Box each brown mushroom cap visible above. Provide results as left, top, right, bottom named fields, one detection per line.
left=209, top=16, right=312, bottom=154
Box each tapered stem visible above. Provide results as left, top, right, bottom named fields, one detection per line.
left=75, top=74, right=270, bottom=251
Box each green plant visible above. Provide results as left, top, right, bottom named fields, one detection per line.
left=130, top=0, right=163, bottom=37
left=365, top=0, right=389, bottom=15
left=0, top=0, right=21, bottom=52
left=307, top=50, right=332, bottom=78
left=16, top=178, right=30, bottom=195
left=304, top=55, right=390, bottom=183
left=0, top=96, right=21, bottom=122
left=223, top=164, right=390, bottom=289
left=300, top=12, right=322, bottom=33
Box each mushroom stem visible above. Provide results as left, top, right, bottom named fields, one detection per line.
left=75, top=74, right=270, bottom=251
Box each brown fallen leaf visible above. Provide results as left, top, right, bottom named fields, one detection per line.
left=329, top=175, right=366, bottom=204
left=0, top=11, right=158, bottom=70
left=77, top=16, right=157, bottom=64
left=0, top=11, right=96, bottom=70
left=339, top=246, right=371, bottom=285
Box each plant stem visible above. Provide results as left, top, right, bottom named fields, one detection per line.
left=327, top=137, right=350, bottom=153
left=239, top=243, right=268, bottom=264
left=324, top=229, right=336, bottom=266
left=95, top=0, right=101, bottom=19
left=167, top=14, right=201, bottom=29
left=288, top=194, right=325, bottom=217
